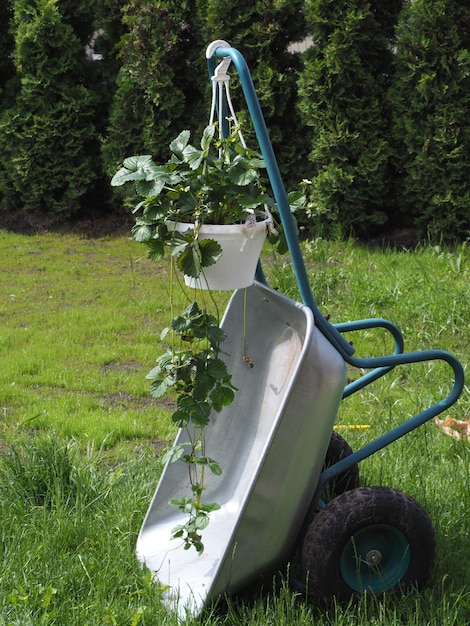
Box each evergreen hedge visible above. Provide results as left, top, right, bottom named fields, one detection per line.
left=0, top=0, right=469, bottom=240
left=297, top=0, right=403, bottom=238
left=0, top=0, right=102, bottom=224
left=202, top=0, right=310, bottom=188
left=0, top=2, right=15, bottom=100
left=390, top=0, right=470, bottom=241
left=101, top=0, right=207, bottom=180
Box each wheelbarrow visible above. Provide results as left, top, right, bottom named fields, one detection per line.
left=136, top=41, right=465, bottom=620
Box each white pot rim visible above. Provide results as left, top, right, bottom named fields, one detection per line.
left=166, top=218, right=270, bottom=236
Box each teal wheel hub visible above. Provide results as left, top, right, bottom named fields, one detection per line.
left=340, top=524, right=410, bottom=592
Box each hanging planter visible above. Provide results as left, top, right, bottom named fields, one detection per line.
left=169, top=217, right=270, bottom=290
left=110, top=52, right=299, bottom=554
left=110, top=53, right=289, bottom=290
left=111, top=122, right=283, bottom=291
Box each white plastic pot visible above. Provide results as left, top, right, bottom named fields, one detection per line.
left=171, top=219, right=269, bottom=291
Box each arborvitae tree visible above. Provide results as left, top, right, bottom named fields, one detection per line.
left=298, top=0, right=403, bottom=238
left=0, top=0, right=101, bottom=224
left=86, top=0, right=126, bottom=190
left=202, top=0, right=310, bottom=189
left=0, top=2, right=15, bottom=98
left=101, top=0, right=207, bottom=179
left=390, top=0, right=470, bottom=241
left=93, top=0, right=127, bottom=95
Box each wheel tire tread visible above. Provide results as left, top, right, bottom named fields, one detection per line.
left=302, top=486, right=436, bottom=604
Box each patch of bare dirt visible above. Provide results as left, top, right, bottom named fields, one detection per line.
left=369, top=227, right=419, bottom=250
left=0, top=211, right=133, bottom=238
left=103, top=390, right=176, bottom=412
left=100, top=361, right=143, bottom=375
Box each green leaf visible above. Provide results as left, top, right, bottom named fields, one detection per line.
left=210, top=384, right=235, bottom=412
left=273, top=230, right=289, bottom=255
left=131, top=200, right=147, bottom=215
left=140, top=203, right=167, bottom=221
left=169, top=230, right=192, bottom=258
left=246, top=156, right=265, bottom=169
left=160, top=326, right=170, bottom=340
left=200, top=502, right=221, bottom=513
left=149, top=378, right=172, bottom=398
left=191, top=403, right=212, bottom=428
left=153, top=350, right=174, bottom=370
left=208, top=459, right=222, bottom=476
left=181, top=301, right=201, bottom=318
left=227, top=156, right=258, bottom=186
left=200, top=124, right=216, bottom=151
left=193, top=456, right=221, bottom=475
left=238, top=192, right=269, bottom=208
left=122, top=154, right=153, bottom=170
left=171, top=527, right=185, bottom=540
left=177, top=242, right=202, bottom=278
left=170, top=315, right=192, bottom=334
left=111, top=155, right=153, bottom=186
left=198, top=238, right=223, bottom=269
left=194, top=512, right=210, bottom=530
left=169, top=497, right=193, bottom=514
left=287, top=190, right=306, bottom=212
left=176, top=395, right=211, bottom=427
left=135, top=172, right=168, bottom=198
left=170, top=130, right=191, bottom=160
left=190, top=537, right=204, bottom=553
left=206, top=358, right=229, bottom=380
left=161, top=445, right=185, bottom=465
left=145, top=237, right=166, bottom=261
left=171, top=410, right=190, bottom=428
left=110, top=166, right=134, bottom=186
left=183, top=145, right=204, bottom=170
left=192, top=375, right=214, bottom=401
left=207, top=325, right=227, bottom=346
left=131, top=224, right=152, bottom=243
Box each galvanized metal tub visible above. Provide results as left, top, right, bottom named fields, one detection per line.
left=136, top=281, right=346, bottom=619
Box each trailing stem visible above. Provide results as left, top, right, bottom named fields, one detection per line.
left=148, top=295, right=236, bottom=553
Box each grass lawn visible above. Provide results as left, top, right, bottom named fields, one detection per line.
left=0, top=230, right=469, bottom=624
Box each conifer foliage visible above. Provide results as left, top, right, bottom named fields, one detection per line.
left=0, top=0, right=469, bottom=241
left=101, top=0, right=207, bottom=178
left=0, top=2, right=15, bottom=99
left=0, top=0, right=102, bottom=223
left=202, top=0, right=309, bottom=187
left=298, top=0, right=403, bottom=238
left=390, top=0, right=470, bottom=240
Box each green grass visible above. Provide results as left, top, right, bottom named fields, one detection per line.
left=0, top=230, right=469, bottom=624
left=0, top=232, right=183, bottom=448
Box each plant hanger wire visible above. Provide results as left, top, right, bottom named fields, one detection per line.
left=210, top=54, right=261, bottom=366
left=209, top=51, right=273, bottom=241
left=209, top=55, right=247, bottom=150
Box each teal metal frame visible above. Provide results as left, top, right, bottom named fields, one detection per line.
left=207, top=43, right=465, bottom=510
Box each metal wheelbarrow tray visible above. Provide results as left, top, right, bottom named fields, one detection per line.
left=136, top=281, right=346, bottom=617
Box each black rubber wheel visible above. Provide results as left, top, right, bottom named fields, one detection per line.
left=287, top=435, right=359, bottom=594
left=322, top=431, right=360, bottom=501
left=302, top=486, right=436, bottom=604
